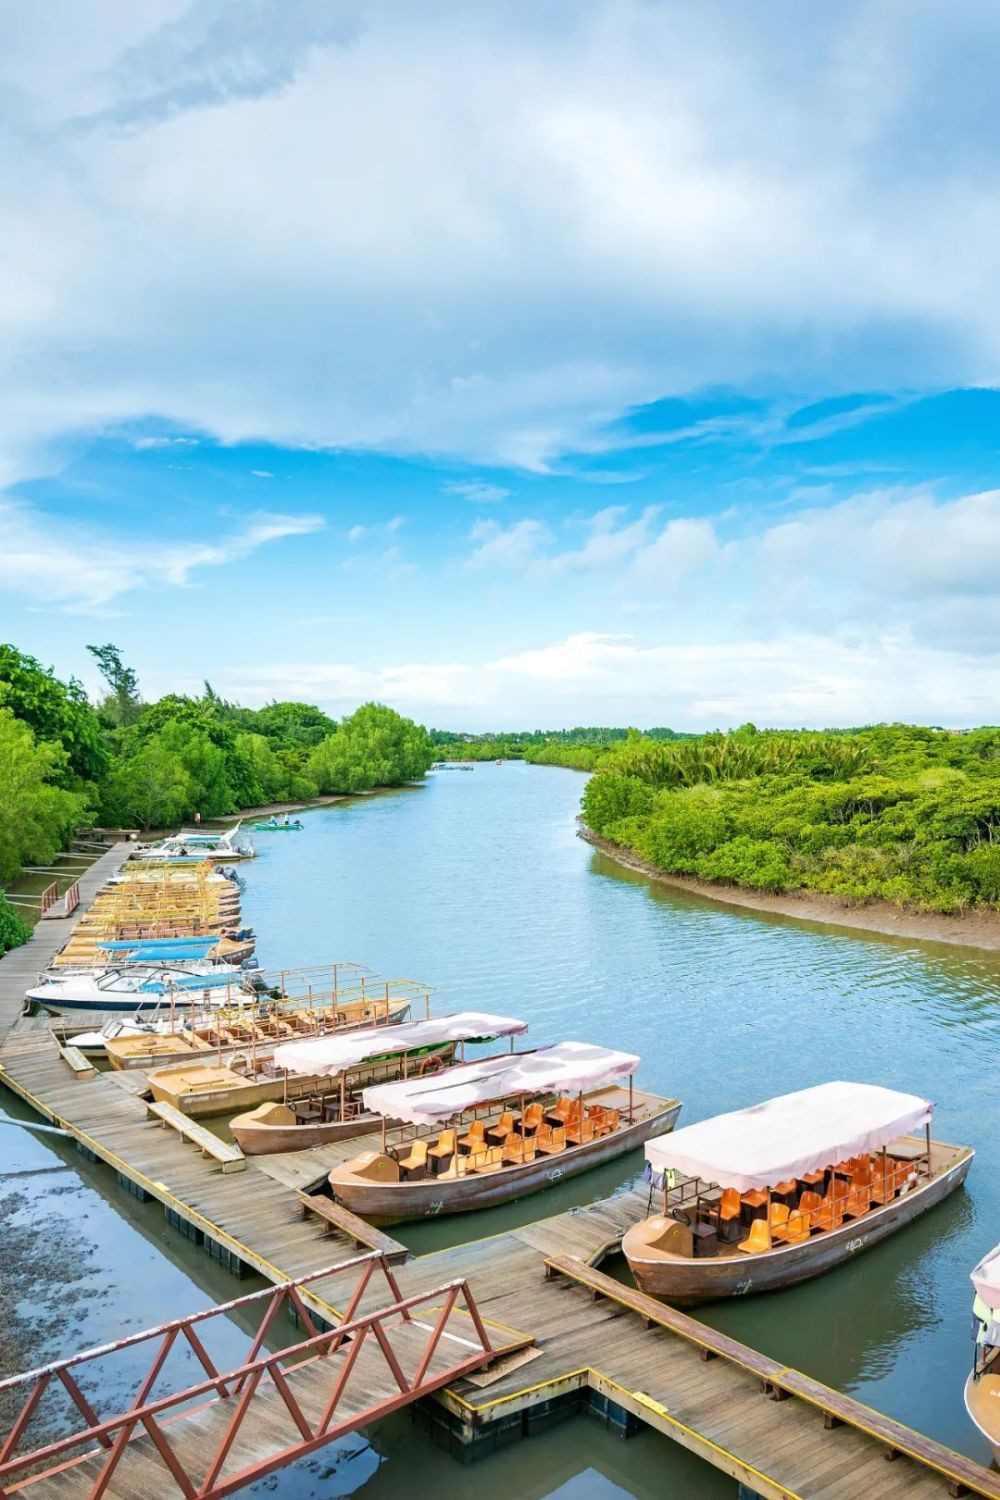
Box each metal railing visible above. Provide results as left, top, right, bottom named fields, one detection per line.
left=0, top=1251, right=492, bottom=1498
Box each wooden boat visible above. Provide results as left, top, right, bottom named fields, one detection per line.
left=230, top=1011, right=529, bottom=1154
left=965, top=1244, right=1000, bottom=1463
left=622, top=1082, right=973, bottom=1306
left=327, top=1041, right=682, bottom=1225
left=146, top=998, right=413, bottom=1115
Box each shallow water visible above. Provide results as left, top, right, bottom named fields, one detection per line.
left=4, top=762, right=1000, bottom=1491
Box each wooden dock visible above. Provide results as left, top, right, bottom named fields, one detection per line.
left=2, top=852, right=999, bottom=1496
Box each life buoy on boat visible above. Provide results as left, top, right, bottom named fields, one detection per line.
left=417, top=1053, right=445, bottom=1076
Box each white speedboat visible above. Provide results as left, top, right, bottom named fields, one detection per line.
left=26, top=963, right=261, bottom=1015
left=131, top=822, right=255, bottom=863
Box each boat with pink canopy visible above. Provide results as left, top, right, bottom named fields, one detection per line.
left=966, top=1244, right=1000, bottom=1462
left=230, top=1011, right=529, bottom=1154
left=327, top=1040, right=681, bottom=1223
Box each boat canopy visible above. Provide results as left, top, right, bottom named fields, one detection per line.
left=644, top=1082, right=934, bottom=1194
left=972, top=1246, right=1000, bottom=1311
left=98, top=937, right=217, bottom=953
left=362, top=1040, right=639, bottom=1127
left=273, top=1012, right=529, bottom=1079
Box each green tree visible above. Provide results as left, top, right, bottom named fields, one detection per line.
left=0, top=644, right=106, bottom=781
left=100, top=738, right=192, bottom=831
left=307, top=703, right=433, bottom=793
left=87, top=642, right=141, bottom=727
left=0, top=709, right=89, bottom=881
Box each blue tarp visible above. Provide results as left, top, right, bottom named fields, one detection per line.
left=98, top=937, right=216, bottom=953
left=137, top=973, right=237, bottom=993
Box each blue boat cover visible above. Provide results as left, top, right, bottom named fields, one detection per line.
left=138, top=973, right=237, bottom=993
left=126, top=944, right=217, bottom=961
left=98, top=936, right=216, bottom=953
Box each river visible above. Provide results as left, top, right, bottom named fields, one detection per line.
left=3, top=761, right=999, bottom=1495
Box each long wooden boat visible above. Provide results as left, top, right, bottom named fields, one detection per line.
left=327, top=1040, right=681, bottom=1224
left=965, top=1244, right=1000, bottom=1463
left=622, top=1082, right=973, bottom=1306
left=329, top=1086, right=681, bottom=1224
left=230, top=1011, right=531, bottom=1154
left=146, top=999, right=415, bottom=1116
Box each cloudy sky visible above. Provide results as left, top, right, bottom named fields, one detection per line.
left=4, top=0, right=1000, bottom=729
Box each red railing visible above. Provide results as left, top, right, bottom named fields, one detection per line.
left=38, top=883, right=58, bottom=918
left=0, top=1251, right=493, bottom=1498
left=61, top=882, right=80, bottom=917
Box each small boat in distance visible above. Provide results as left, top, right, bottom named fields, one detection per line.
left=327, top=1041, right=681, bottom=1224
left=231, top=1011, right=529, bottom=1154
left=965, top=1245, right=1000, bottom=1463
left=251, top=816, right=303, bottom=831
left=622, top=1082, right=972, bottom=1305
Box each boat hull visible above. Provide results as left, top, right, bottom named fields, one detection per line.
left=231, top=1107, right=380, bottom=1154
left=623, top=1144, right=972, bottom=1305
left=329, top=1098, right=682, bottom=1224
left=965, top=1368, right=1000, bottom=1465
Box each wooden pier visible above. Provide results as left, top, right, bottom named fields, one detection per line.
left=2, top=853, right=1000, bottom=1496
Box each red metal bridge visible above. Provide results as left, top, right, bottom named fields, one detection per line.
left=0, top=1251, right=504, bottom=1498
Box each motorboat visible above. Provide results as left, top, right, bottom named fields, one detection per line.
left=622, top=1082, right=973, bottom=1305
left=131, top=822, right=255, bottom=863
left=965, top=1244, right=1000, bottom=1463
left=327, top=1041, right=681, bottom=1224
left=26, top=964, right=261, bottom=1015
left=230, top=1011, right=529, bottom=1154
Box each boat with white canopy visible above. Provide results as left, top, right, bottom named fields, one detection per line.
left=965, top=1245, right=1000, bottom=1462
left=230, top=1011, right=529, bottom=1154
left=622, top=1081, right=972, bottom=1304
left=327, top=1041, right=682, bottom=1224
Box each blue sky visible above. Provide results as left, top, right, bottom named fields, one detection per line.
left=3, top=2, right=1000, bottom=730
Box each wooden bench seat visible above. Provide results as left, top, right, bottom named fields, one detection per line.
left=58, top=1044, right=95, bottom=1081
left=146, top=1100, right=245, bottom=1173
left=298, top=1192, right=408, bottom=1264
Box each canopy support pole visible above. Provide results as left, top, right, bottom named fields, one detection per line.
left=628, top=1075, right=634, bottom=1125
left=340, top=1073, right=346, bottom=1121
left=925, top=1121, right=932, bottom=1178
left=765, top=1187, right=772, bottom=1248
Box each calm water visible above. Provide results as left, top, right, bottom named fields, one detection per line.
left=4, top=761, right=1000, bottom=1494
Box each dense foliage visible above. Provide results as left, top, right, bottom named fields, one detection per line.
left=429, top=726, right=690, bottom=761
left=581, top=725, right=1000, bottom=913
left=0, top=640, right=435, bottom=950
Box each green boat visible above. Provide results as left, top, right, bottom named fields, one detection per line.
left=251, top=819, right=303, bottom=831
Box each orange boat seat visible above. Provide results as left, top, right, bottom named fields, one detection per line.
left=738, top=1218, right=772, bottom=1255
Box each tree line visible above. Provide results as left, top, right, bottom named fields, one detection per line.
left=578, top=723, right=1000, bottom=913
left=0, top=643, right=434, bottom=951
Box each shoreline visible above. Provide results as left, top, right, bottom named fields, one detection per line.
left=578, top=825, right=1000, bottom=955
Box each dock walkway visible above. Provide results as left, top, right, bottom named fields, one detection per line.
left=0, top=845, right=128, bottom=1045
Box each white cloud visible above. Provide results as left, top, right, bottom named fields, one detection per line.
left=251, top=468, right=273, bottom=478
left=445, top=481, right=512, bottom=504
left=347, top=516, right=404, bottom=543
left=131, top=435, right=200, bottom=450
left=467, top=518, right=551, bottom=570
left=222, top=629, right=1000, bottom=731
left=0, top=497, right=323, bottom=610
left=2, top=4, right=1000, bottom=476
